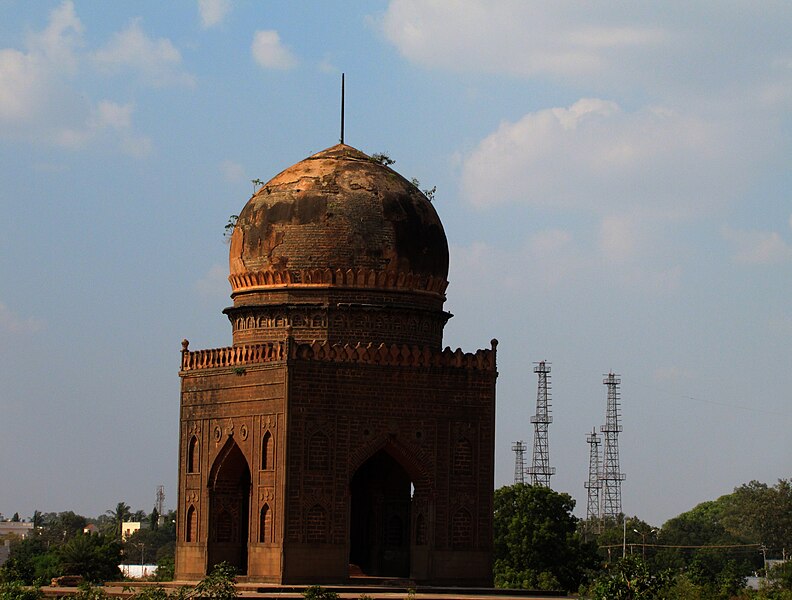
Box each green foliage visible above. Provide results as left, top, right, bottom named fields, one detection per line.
left=58, top=534, right=121, bottom=583
left=654, top=499, right=760, bottom=578
left=224, top=215, right=238, bottom=242
left=302, top=585, right=339, bottom=599
left=370, top=152, right=395, bottom=166
left=409, top=177, right=436, bottom=201
left=190, top=562, right=237, bottom=599
left=122, top=523, right=176, bottom=566
left=493, top=483, right=600, bottom=591
left=154, top=555, right=175, bottom=582
left=69, top=582, right=110, bottom=600
left=106, top=503, right=131, bottom=541
left=768, top=561, right=792, bottom=590
left=721, top=480, right=792, bottom=557
left=0, top=580, right=43, bottom=600
left=126, top=585, right=173, bottom=600
left=589, top=555, right=671, bottom=600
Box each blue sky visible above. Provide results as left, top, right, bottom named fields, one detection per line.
left=1, top=1, right=790, bottom=526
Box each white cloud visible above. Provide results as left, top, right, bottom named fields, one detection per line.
left=722, top=226, right=792, bottom=265
left=0, top=302, right=44, bottom=334
left=25, top=0, right=83, bottom=69
left=0, top=3, right=151, bottom=156
left=55, top=101, right=152, bottom=157
left=460, top=99, right=753, bottom=219
left=380, top=1, right=792, bottom=107
left=381, top=1, right=665, bottom=81
left=198, top=0, right=231, bottom=29
left=93, top=20, right=195, bottom=86
left=0, top=1, right=82, bottom=122
left=251, top=30, right=297, bottom=70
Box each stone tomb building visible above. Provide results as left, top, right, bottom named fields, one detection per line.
left=175, top=144, right=497, bottom=584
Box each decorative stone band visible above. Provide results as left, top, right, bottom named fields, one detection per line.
left=180, top=338, right=497, bottom=373
left=228, top=267, right=449, bottom=296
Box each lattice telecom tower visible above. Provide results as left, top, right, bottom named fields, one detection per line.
left=155, top=485, right=165, bottom=515
left=512, top=441, right=527, bottom=484
left=526, top=361, right=555, bottom=487
left=600, top=373, right=625, bottom=518
left=585, top=428, right=602, bottom=523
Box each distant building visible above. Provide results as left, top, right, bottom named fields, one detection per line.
left=0, top=522, right=34, bottom=567
left=0, top=522, right=33, bottom=539
left=83, top=524, right=100, bottom=535
left=121, top=522, right=141, bottom=541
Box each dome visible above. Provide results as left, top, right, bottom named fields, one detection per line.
left=228, top=144, right=449, bottom=297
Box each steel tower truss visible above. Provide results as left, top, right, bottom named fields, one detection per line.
left=526, top=361, right=556, bottom=486
left=511, top=441, right=527, bottom=484
left=585, top=428, right=602, bottom=523
left=600, top=372, right=625, bottom=518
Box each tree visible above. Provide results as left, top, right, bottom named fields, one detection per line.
left=589, top=555, right=671, bottom=600
left=58, top=534, right=121, bottom=583
left=10, top=514, right=19, bottom=523
left=721, top=480, right=792, bottom=558
left=190, top=562, right=237, bottom=599
left=0, top=580, right=43, bottom=600
left=105, top=503, right=131, bottom=541
left=38, top=511, right=88, bottom=545
left=493, top=484, right=600, bottom=591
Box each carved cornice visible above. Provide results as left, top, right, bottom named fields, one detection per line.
left=229, top=267, right=448, bottom=297
left=179, top=339, right=498, bottom=373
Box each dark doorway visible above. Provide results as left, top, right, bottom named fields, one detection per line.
left=349, top=450, right=412, bottom=577
left=208, top=439, right=251, bottom=574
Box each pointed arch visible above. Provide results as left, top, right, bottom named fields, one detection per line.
left=261, top=430, right=273, bottom=470
left=349, top=449, right=412, bottom=577
left=207, top=437, right=251, bottom=574
left=348, top=434, right=433, bottom=495
left=187, top=435, right=200, bottom=473
left=185, top=505, right=197, bottom=542
left=259, top=503, right=272, bottom=543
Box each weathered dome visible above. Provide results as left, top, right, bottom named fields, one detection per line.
left=228, top=144, right=449, bottom=296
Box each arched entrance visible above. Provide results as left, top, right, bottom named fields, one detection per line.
left=207, top=439, right=251, bottom=574
left=349, top=450, right=412, bottom=578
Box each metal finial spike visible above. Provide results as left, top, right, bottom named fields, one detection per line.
left=340, top=73, right=345, bottom=144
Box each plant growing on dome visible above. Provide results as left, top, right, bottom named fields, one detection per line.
left=410, top=178, right=436, bottom=202
left=223, top=215, right=238, bottom=243
left=370, top=152, right=395, bottom=166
